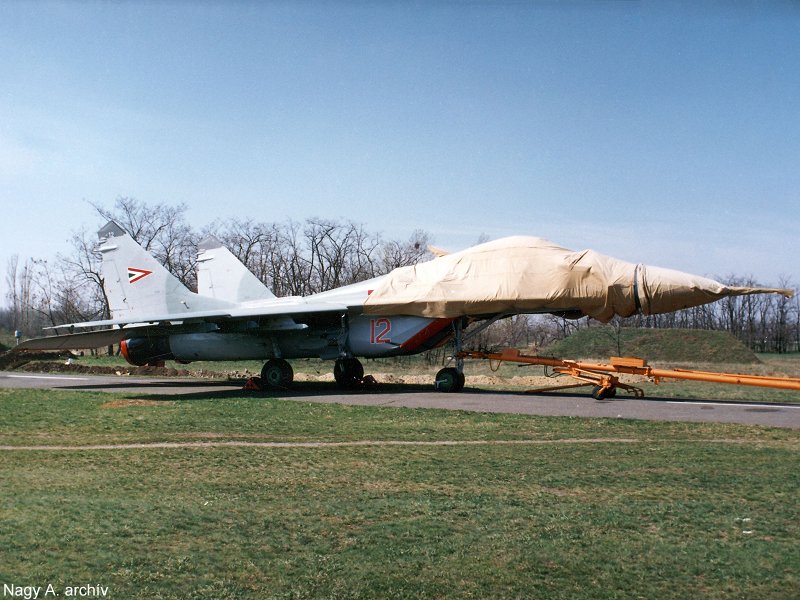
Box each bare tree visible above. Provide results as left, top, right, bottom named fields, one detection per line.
left=769, top=276, right=794, bottom=353
left=204, top=216, right=432, bottom=296
left=303, top=218, right=380, bottom=292
left=56, top=227, right=109, bottom=321
left=380, top=229, right=432, bottom=272
left=5, top=255, right=21, bottom=329
left=281, top=220, right=313, bottom=296
left=5, top=255, right=34, bottom=332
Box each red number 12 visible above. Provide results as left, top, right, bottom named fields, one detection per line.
left=370, top=319, right=391, bottom=344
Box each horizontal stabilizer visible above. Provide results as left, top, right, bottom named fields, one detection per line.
left=15, top=328, right=136, bottom=351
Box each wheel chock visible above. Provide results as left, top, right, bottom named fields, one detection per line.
left=243, top=376, right=263, bottom=391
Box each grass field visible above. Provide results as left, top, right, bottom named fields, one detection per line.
left=1, top=388, right=798, bottom=598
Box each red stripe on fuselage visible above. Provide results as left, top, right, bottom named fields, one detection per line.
left=399, top=318, right=454, bottom=352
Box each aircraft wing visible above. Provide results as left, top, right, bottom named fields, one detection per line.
left=18, top=299, right=353, bottom=351
left=46, top=301, right=351, bottom=330
left=227, top=301, right=350, bottom=319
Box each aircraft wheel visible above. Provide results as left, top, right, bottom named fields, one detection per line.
left=435, top=367, right=465, bottom=393
left=334, top=358, right=364, bottom=389
left=261, top=359, right=294, bottom=388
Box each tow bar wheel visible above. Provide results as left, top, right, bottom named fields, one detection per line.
left=591, top=385, right=617, bottom=400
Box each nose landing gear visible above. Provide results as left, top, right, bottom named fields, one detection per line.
left=434, top=318, right=467, bottom=393
left=434, top=367, right=465, bottom=392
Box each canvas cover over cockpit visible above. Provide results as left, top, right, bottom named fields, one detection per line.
left=363, top=236, right=792, bottom=322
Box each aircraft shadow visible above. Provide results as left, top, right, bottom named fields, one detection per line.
left=53, top=379, right=237, bottom=393
left=61, top=378, right=490, bottom=402
left=47, top=376, right=797, bottom=409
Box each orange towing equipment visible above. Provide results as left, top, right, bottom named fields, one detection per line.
left=457, top=349, right=800, bottom=400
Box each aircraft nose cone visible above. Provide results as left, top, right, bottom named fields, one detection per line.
left=637, top=264, right=789, bottom=315
left=638, top=264, right=730, bottom=314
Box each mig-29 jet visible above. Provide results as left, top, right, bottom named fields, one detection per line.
left=16, top=221, right=792, bottom=392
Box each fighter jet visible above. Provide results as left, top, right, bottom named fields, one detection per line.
left=16, top=223, right=792, bottom=392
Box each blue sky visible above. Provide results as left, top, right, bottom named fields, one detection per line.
left=1, top=1, right=798, bottom=305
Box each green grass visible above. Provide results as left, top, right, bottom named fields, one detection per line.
left=1, top=388, right=798, bottom=598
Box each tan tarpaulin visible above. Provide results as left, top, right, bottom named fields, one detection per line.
left=363, top=236, right=792, bottom=322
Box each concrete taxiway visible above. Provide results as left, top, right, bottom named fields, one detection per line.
left=1, top=371, right=798, bottom=429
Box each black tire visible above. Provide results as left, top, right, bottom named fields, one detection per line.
left=435, top=367, right=464, bottom=393
left=455, top=371, right=466, bottom=392
left=591, top=385, right=613, bottom=400
left=334, top=358, right=364, bottom=389
left=261, top=359, right=293, bottom=388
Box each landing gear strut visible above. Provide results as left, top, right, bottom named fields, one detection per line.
left=333, top=311, right=365, bottom=389
left=261, top=358, right=294, bottom=388
left=435, top=318, right=466, bottom=393
left=334, top=357, right=364, bottom=389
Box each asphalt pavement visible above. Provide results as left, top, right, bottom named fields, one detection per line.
left=2, top=370, right=799, bottom=429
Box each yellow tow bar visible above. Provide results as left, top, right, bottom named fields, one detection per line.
left=457, top=349, right=800, bottom=400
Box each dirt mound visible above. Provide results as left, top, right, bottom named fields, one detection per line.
left=295, top=372, right=336, bottom=383
left=16, top=361, right=197, bottom=377
left=0, top=351, right=73, bottom=371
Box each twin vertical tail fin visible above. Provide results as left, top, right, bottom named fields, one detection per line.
left=97, top=222, right=233, bottom=321
left=196, top=236, right=276, bottom=303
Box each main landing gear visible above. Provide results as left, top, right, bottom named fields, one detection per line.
left=257, top=357, right=366, bottom=390
left=334, top=357, right=364, bottom=389
left=261, top=358, right=294, bottom=388
left=331, top=312, right=365, bottom=389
